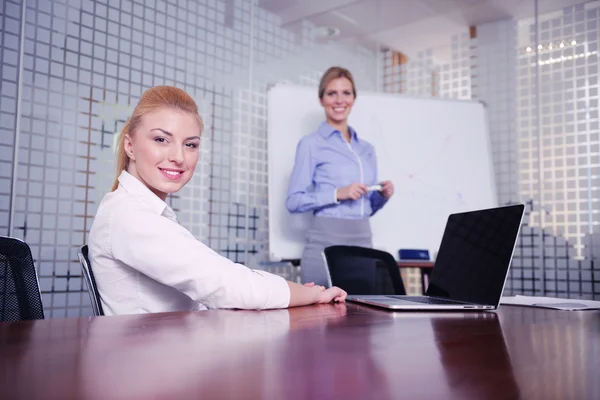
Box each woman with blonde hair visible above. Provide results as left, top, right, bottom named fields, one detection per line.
left=89, top=85, right=346, bottom=315
left=287, top=67, right=395, bottom=287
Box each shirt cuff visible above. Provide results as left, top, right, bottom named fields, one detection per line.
left=314, top=188, right=339, bottom=208
left=333, top=189, right=340, bottom=204
left=370, top=190, right=389, bottom=213
left=255, top=271, right=291, bottom=309
left=371, top=189, right=386, bottom=202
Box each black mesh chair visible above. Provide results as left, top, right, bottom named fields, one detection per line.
left=323, top=245, right=406, bottom=295
left=0, top=236, right=45, bottom=321
left=78, top=245, right=104, bottom=316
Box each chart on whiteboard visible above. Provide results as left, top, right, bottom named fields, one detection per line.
left=367, top=114, right=468, bottom=210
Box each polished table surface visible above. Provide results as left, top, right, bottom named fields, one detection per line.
left=1, top=303, right=599, bottom=400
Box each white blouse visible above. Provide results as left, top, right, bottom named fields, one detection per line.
left=88, top=171, right=291, bottom=315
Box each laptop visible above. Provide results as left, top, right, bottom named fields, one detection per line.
left=347, top=204, right=525, bottom=310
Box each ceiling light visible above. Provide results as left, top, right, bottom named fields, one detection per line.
left=533, top=51, right=597, bottom=66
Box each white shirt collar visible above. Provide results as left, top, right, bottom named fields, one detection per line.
left=117, top=170, right=176, bottom=220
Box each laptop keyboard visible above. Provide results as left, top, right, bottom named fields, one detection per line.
left=386, top=296, right=464, bottom=305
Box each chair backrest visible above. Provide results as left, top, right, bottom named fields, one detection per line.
left=323, top=245, right=406, bottom=295
left=0, top=236, right=45, bottom=321
left=78, top=245, right=104, bottom=316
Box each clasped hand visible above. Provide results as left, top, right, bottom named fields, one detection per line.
left=336, top=180, right=394, bottom=201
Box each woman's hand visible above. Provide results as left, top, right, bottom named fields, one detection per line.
left=304, top=282, right=325, bottom=291
left=379, top=180, right=394, bottom=199
left=315, top=286, right=347, bottom=304
left=337, top=183, right=368, bottom=201
left=288, top=282, right=346, bottom=307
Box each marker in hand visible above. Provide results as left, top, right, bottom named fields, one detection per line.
left=367, top=184, right=382, bottom=192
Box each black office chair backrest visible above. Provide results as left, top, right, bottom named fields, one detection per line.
left=323, top=245, right=406, bottom=295
left=0, top=236, right=45, bottom=321
left=78, top=245, right=104, bottom=316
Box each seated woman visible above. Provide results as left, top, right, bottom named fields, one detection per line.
left=89, top=86, right=346, bottom=315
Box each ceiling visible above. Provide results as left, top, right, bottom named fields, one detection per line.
left=259, top=0, right=588, bottom=60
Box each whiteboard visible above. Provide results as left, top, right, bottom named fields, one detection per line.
left=267, top=84, right=497, bottom=261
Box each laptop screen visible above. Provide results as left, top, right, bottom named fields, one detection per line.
left=425, top=204, right=525, bottom=306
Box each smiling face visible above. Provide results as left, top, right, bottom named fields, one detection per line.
left=124, top=107, right=201, bottom=200
left=320, top=77, right=355, bottom=125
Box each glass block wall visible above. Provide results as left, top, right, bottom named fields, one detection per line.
left=382, top=32, right=472, bottom=100
left=0, top=1, right=22, bottom=238
left=383, top=0, right=600, bottom=299
left=512, top=1, right=600, bottom=297
left=1, top=0, right=378, bottom=318
left=474, top=3, right=600, bottom=298
left=3, top=0, right=598, bottom=318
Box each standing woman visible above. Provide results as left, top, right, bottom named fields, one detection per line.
left=286, top=66, right=395, bottom=287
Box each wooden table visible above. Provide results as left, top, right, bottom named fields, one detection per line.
left=1, top=304, right=599, bottom=399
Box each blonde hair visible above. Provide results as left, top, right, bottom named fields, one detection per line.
left=318, top=66, right=357, bottom=99
left=111, top=86, right=203, bottom=191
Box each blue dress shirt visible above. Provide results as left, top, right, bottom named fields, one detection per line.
left=286, top=121, right=388, bottom=219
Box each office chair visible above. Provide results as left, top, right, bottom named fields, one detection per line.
left=78, top=245, right=104, bottom=316
left=0, top=236, right=45, bottom=321
left=323, top=245, right=406, bottom=295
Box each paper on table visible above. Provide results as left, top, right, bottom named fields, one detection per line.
left=500, top=295, right=600, bottom=311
